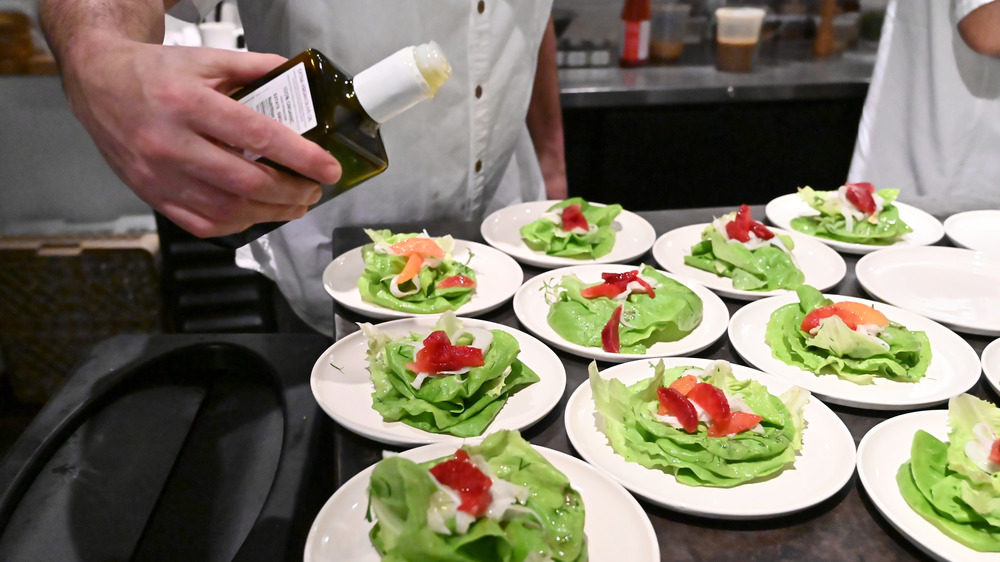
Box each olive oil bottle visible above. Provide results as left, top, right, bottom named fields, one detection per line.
left=208, top=42, right=452, bottom=248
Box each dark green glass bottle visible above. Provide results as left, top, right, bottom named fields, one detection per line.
left=208, top=43, right=451, bottom=248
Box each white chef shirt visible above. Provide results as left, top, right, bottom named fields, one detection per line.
left=179, top=0, right=552, bottom=335
left=847, top=0, right=1000, bottom=211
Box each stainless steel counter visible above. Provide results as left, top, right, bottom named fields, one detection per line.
left=559, top=50, right=876, bottom=108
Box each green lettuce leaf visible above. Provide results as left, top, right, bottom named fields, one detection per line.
left=588, top=360, right=808, bottom=488
left=364, top=313, right=539, bottom=437
left=764, top=285, right=931, bottom=385
left=367, top=430, right=588, bottom=561
left=683, top=225, right=804, bottom=291
left=790, top=186, right=912, bottom=245
left=897, top=395, right=1000, bottom=552
left=520, top=198, right=622, bottom=258
left=546, top=265, right=702, bottom=354
left=357, top=229, right=476, bottom=314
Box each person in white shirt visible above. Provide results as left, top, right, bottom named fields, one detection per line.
left=847, top=0, right=1000, bottom=214
left=39, top=0, right=567, bottom=336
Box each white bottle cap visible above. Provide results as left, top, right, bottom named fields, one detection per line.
left=353, top=43, right=450, bottom=123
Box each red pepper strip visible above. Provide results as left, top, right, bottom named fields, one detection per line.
left=602, top=271, right=655, bottom=297
left=437, top=275, right=477, bottom=289
left=580, top=282, right=625, bottom=299
left=725, top=204, right=773, bottom=242
left=656, top=386, right=699, bottom=433
left=844, top=182, right=877, bottom=214
left=429, top=449, right=492, bottom=517
left=687, top=382, right=731, bottom=425
left=601, top=304, right=623, bottom=353
left=561, top=203, right=589, bottom=232
left=405, top=330, right=485, bottom=374
left=580, top=270, right=655, bottom=299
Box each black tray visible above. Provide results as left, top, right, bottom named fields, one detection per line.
left=0, top=333, right=334, bottom=562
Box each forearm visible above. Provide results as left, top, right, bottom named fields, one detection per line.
left=958, top=1, right=1000, bottom=57
left=527, top=16, right=568, bottom=199
left=39, top=0, right=172, bottom=69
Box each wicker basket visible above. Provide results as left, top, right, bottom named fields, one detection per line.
left=0, top=234, right=162, bottom=404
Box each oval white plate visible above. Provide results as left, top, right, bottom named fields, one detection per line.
left=944, top=210, right=1000, bottom=253
left=856, top=246, right=1000, bottom=337
left=513, top=264, right=729, bottom=363
left=323, top=239, right=523, bottom=320
left=304, top=440, right=661, bottom=562
left=765, top=193, right=944, bottom=254
left=310, top=316, right=566, bottom=446
left=728, top=293, right=981, bottom=410
left=983, top=338, right=1000, bottom=397
left=857, top=409, right=998, bottom=561
left=651, top=223, right=847, bottom=301
left=480, top=200, right=656, bottom=268
left=565, top=357, right=856, bottom=519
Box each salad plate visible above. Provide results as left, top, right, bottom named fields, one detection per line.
left=564, top=357, right=856, bottom=519
left=857, top=409, right=996, bottom=561
left=983, top=338, right=1000, bottom=397
left=513, top=264, right=729, bottom=363
left=943, top=209, right=1000, bottom=253
left=856, top=246, right=1000, bottom=337
left=310, top=316, right=566, bottom=446
left=651, top=223, right=847, bottom=300
left=323, top=239, right=523, bottom=320
left=764, top=193, right=945, bottom=254
left=303, top=440, right=661, bottom=562
left=729, top=293, right=981, bottom=410
left=480, top=200, right=656, bottom=268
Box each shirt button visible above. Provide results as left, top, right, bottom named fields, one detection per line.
left=477, top=1, right=485, bottom=14
left=475, top=160, right=483, bottom=172
left=475, top=85, right=482, bottom=98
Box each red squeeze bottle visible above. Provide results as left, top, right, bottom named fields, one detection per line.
left=620, top=0, right=651, bottom=67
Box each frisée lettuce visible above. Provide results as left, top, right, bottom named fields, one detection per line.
left=361, top=311, right=539, bottom=437
left=358, top=229, right=477, bottom=314
left=765, top=285, right=932, bottom=385
left=520, top=198, right=622, bottom=259
left=790, top=184, right=912, bottom=245
left=897, top=394, right=1000, bottom=552
left=589, top=360, right=809, bottom=488
left=367, top=430, right=588, bottom=561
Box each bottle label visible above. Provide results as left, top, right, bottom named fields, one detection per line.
left=621, top=20, right=650, bottom=62
left=238, top=62, right=318, bottom=159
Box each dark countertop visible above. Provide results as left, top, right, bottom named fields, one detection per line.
left=5, top=204, right=994, bottom=561
left=329, top=205, right=996, bottom=562
left=559, top=47, right=876, bottom=108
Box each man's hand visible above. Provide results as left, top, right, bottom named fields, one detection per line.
left=57, top=33, right=342, bottom=238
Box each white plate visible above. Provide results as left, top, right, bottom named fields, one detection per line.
left=310, top=316, right=566, bottom=446
left=857, top=409, right=998, bottom=561
left=983, top=338, right=1000, bottom=397
left=728, top=293, right=981, bottom=410
left=304, top=440, right=660, bottom=562
left=944, top=210, right=1000, bottom=253
left=480, top=200, right=656, bottom=268
left=856, top=246, right=1000, bottom=337
left=651, top=223, right=847, bottom=301
left=513, top=264, right=729, bottom=363
left=765, top=193, right=945, bottom=254
left=323, top=239, right=523, bottom=319
left=564, top=357, right=856, bottom=519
